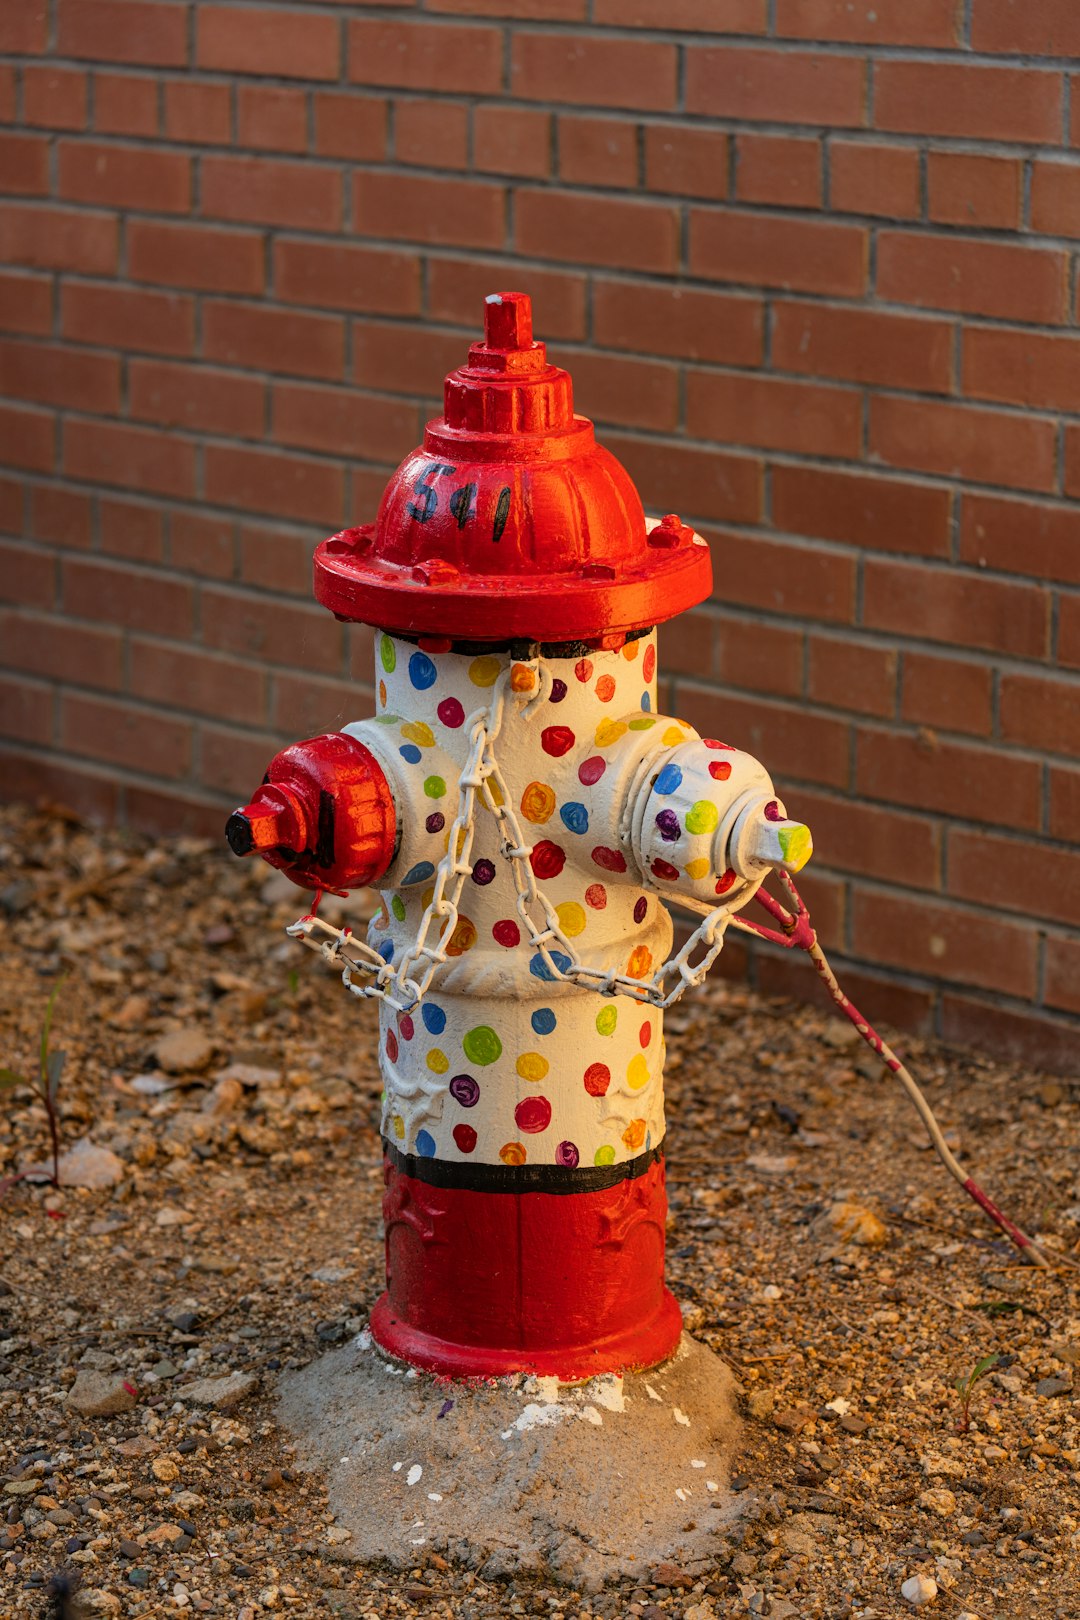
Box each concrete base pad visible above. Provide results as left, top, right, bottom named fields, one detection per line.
left=277, top=1331, right=741, bottom=1588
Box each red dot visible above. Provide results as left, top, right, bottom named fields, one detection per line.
left=643, top=644, right=656, bottom=681
left=418, top=636, right=453, bottom=654
left=530, top=840, right=566, bottom=879
left=385, top=1030, right=399, bottom=1063
left=575, top=657, right=593, bottom=683
left=709, top=760, right=732, bottom=780
left=715, top=868, right=737, bottom=895
left=703, top=738, right=732, bottom=750
left=399, top=1014, right=414, bottom=1041
left=591, top=846, right=627, bottom=873
left=639, top=1020, right=651, bottom=1048
left=651, top=858, right=679, bottom=882
left=492, top=919, right=521, bottom=948
left=541, top=725, right=576, bottom=757
left=584, top=1062, right=610, bottom=1097
left=515, top=1095, right=552, bottom=1134
left=578, top=756, right=606, bottom=786
left=595, top=674, right=616, bottom=702
left=585, top=883, right=608, bottom=910
left=453, top=1123, right=477, bottom=1154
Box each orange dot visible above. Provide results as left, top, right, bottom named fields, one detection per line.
left=595, top=673, right=616, bottom=702
left=500, top=1141, right=527, bottom=1166
left=379, top=679, right=387, bottom=707
left=627, top=945, right=653, bottom=977
left=445, top=916, right=477, bottom=957
left=520, top=780, right=556, bottom=824
left=622, top=1118, right=646, bottom=1152
left=511, top=662, right=537, bottom=692
left=623, top=639, right=639, bottom=661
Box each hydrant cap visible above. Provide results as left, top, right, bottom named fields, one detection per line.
left=313, top=292, right=712, bottom=642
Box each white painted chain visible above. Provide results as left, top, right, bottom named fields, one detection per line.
left=288, top=655, right=741, bottom=1014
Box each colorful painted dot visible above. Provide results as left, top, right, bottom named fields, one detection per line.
left=639, top=1019, right=652, bottom=1048
left=376, top=939, right=394, bottom=962
left=709, top=760, right=732, bottom=781
left=662, top=725, right=687, bottom=747
left=500, top=1141, right=527, bottom=1166
left=409, top=651, right=437, bottom=691
left=521, top=781, right=556, bottom=824
left=531, top=1007, right=557, bottom=1035
left=445, top=916, right=476, bottom=956
left=703, top=738, right=732, bottom=750
left=484, top=777, right=505, bottom=808
left=716, top=868, right=737, bottom=895
left=585, top=882, right=607, bottom=909
left=421, top=1003, right=446, bottom=1036
left=643, top=644, right=656, bottom=681
left=634, top=896, right=648, bottom=924
left=402, top=861, right=435, bottom=886
left=516, top=1052, right=549, bottom=1083
left=583, top=1061, right=610, bottom=1097
left=379, top=679, right=387, bottom=708
left=595, top=674, right=616, bottom=703
left=575, top=657, right=593, bottom=683
left=379, top=635, right=396, bottom=673
left=469, top=655, right=501, bottom=687
left=655, top=763, right=683, bottom=795
left=623, top=1118, right=646, bottom=1152
left=684, top=857, right=709, bottom=880
left=438, top=696, right=465, bottom=728
left=530, top=840, right=565, bottom=879
left=578, top=756, right=606, bottom=786
left=463, top=1025, right=502, bottom=1065
left=595, top=718, right=627, bottom=747
left=400, top=744, right=422, bottom=764
left=595, top=1004, right=618, bottom=1036
left=391, top=895, right=406, bottom=921
left=401, top=720, right=434, bottom=748
left=424, top=775, right=447, bottom=799
left=541, top=725, right=576, bottom=758
left=556, top=1141, right=580, bottom=1168
left=627, top=945, right=653, bottom=977
left=549, top=678, right=567, bottom=703
left=594, top=1144, right=615, bottom=1167
left=492, top=918, right=520, bottom=948
left=385, top=1029, right=399, bottom=1063
left=392, top=1114, right=405, bottom=1141
left=651, top=858, right=679, bottom=882
left=627, top=1054, right=650, bottom=1092
left=471, top=858, right=496, bottom=885
left=425, top=811, right=445, bottom=835
left=591, top=846, right=627, bottom=873
left=765, top=799, right=782, bottom=821
left=453, top=1123, right=477, bottom=1153
left=450, top=1073, right=480, bottom=1107
left=655, top=809, right=680, bottom=842
left=623, top=639, right=640, bottom=662
left=529, top=949, right=572, bottom=981
left=640, top=692, right=652, bottom=712
left=629, top=714, right=656, bottom=730
left=399, top=1013, right=415, bottom=1041
left=427, top=1048, right=449, bottom=1075
left=556, top=900, right=586, bottom=938
left=685, top=799, right=719, bottom=835
left=559, top=801, right=589, bottom=835
left=511, top=662, right=537, bottom=692
left=418, top=636, right=451, bottom=654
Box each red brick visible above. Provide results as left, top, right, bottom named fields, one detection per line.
left=678, top=683, right=851, bottom=789
left=869, top=395, right=1057, bottom=494
left=0, top=66, right=15, bottom=121
left=164, top=80, right=231, bottom=144
left=63, top=555, right=192, bottom=638
left=428, top=0, right=582, bottom=12
left=314, top=93, right=387, bottom=161
left=964, top=328, right=1080, bottom=416
left=171, top=510, right=235, bottom=580
left=558, top=116, right=637, bottom=189
left=972, top=0, right=1080, bottom=55
left=829, top=140, right=920, bottom=219
left=0, top=608, right=122, bottom=691
left=0, top=475, right=22, bottom=534
left=736, top=134, right=822, bottom=209
left=1000, top=673, right=1080, bottom=757
left=928, top=151, right=1022, bottom=231
left=0, top=336, right=121, bottom=414
left=276, top=240, right=419, bottom=318
left=1045, top=937, right=1080, bottom=1017
left=512, top=32, right=676, bottom=112
left=1031, top=161, right=1080, bottom=238
left=864, top=558, right=1049, bottom=659
left=0, top=748, right=118, bottom=823
left=517, top=191, right=677, bottom=275
left=62, top=282, right=195, bottom=357
left=792, top=787, right=940, bottom=889
left=64, top=419, right=195, bottom=499
left=93, top=71, right=158, bottom=136
left=960, top=492, right=1080, bottom=585
left=857, top=726, right=1040, bottom=830
left=427, top=259, right=585, bottom=340
left=777, top=0, right=960, bottom=44
left=24, top=66, right=88, bottom=129
left=131, top=639, right=267, bottom=725
left=204, top=445, right=345, bottom=527
left=0, top=403, right=54, bottom=472
left=0, top=272, right=53, bottom=337
left=1050, top=766, right=1080, bottom=842
left=690, top=209, right=866, bottom=297
left=687, top=46, right=865, bottom=126
left=0, top=539, right=54, bottom=608
left=595, top=0, right=763, bottom=23
left=875, top=60, right=1062, bottom=144
left=772, top=465, right=952, bottom=558
left=644, top=125, right=729, bottom=201
left=604, top=435, right=762, bottom=527
left=99, top=496, right=164, bottom=563
left=950, top=827, right=1080, bottom=932
left=687, top=370, right=860, bottom=459
left=1062, top=429, right=1080, bottom=504
left=202, top=157, right=342, bottom=232
left=58, top=0, right=188, bottom=65
left=704, top=529, right=855, bottom=622
left=271, top=668, right=364, bottom=736
left=126, top=786, right=227, bottom=840
left=1062, top=595, right=1080, bottom=668
left=0, top=205, right=117, bottom=276
left=396, top=100, right=469, bottom=170
left=594, top=281, right=761, bottom=368
left=808, top=637, right=897, bottom=717
left=128, top=221, right=265, bottom=297
left=271, top=382, right=414, bottom=463
left=202, top=300, right=344, bottom=383
left=474, top=106, right=550, bottom=179
left=655, top=609, right=716, bottom=680
left=0, top=4, right=48, bottom=52
left=852, top=890, right=1036, bottom=998
left=0, top=674, right=53, bottom=745
left=0, top=134, right=49, bottom=196
left=58, top=140, right=190, bottom=213
left=32, top=486, right=92, bottom=549
left=129, top=360, right=266, bottom=439
left=61, top=691, right=192, bottom=779
left=902, top=650, right=992, bottom=738
left=201, top=588, right=343, bottom=675
left=356, top=171, right=504, bottom=250
left=238, top=524, right=318, bottom=595
left=353, top=319, right=479, bottom=398
left=349, top=19, right=502, bottom=95
left=236, top=85, right=308, bottom=153
left=878, top=232, right=1067, bottom=326
left=199, top=722, right=284, bottom=798
left=773, top=303, right=952, bottom=395
left=198, top=4, right=339, bottom=79
left=715, top=615, right=803, bottom=699
left=554, top=350, right=678, bottom=433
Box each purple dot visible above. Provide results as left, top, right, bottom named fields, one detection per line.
left=425, top=812, right=445, bottom=834
left=438, top=696, right=465, bottom=728
left=556, top=1140, right=579, bottom=1168
left=450, top=1074, right=480, bottom=1107
left=579, top=756, right=606, bottom=786
left=471, top=859, right=496, bottom=885
left=655, top=808, right=681, bottom=842
left=634, top=896, right=648, bottom=924
left=764, top=799, right=782, bottom=822
left=549, top=678, right=567, bottom=703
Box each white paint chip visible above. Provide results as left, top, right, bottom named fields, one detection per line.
left=675, top=1487, right=687, bottom=1502
left=673, top=1407, right=691, bottom=1426
left=578, top=1406, right=603, bottom=1426
left=406, top=1464, right=423, bottom=1486
left=427, top=1492, right=442, bottom=1503
left=691, top=1459, right=706, bottom=1468
left=392, top=1462, right=402, bottom=1472
left=707, top=1480, right=719, bottom=1492
left=645, top=1384, right=662, bottom=1403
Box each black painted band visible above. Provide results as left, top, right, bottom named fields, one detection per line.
left=383, top=1138, right=665, bottom=1196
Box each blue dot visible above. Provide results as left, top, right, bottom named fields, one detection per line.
left=415, top=1129, right=436, bottom=1158
left=529, top=950, right=572, bottom=982
left=655, top=763, right=683, bottom=795
left=399, top=744, right=422, bottom=764
left=402, top=860, right=435, bottom=886
left=422, top=1003, right=446, bottom=1036
left=559, top=801, right=589, bottom=835
left=641, top=691, right=652, bottom=711
left=531, top=1007, right=557, bottom=1036
left=376, top=938, right=394, bottom=963
left=409, top=651, right=438, bottom=690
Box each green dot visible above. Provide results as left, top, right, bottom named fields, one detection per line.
left=380, top=635, right=396, bottom=674
left=376, top=712, right=401, bottom=725
left=463, top=1025, right=502, bottom=1066
left=424, top=775, right=447, bottom=799
left=685, top=799, right=719, bottom=835
left=594, top=1144, right=615, bottom=1167
left=595, top=1005, right=618, bottom=1037
left=391, top=895, right=406, bottom=921
left=628, top=716, right=657, bottom=731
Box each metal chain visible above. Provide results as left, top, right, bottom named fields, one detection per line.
left=288, top=656, right=747, bottom=1014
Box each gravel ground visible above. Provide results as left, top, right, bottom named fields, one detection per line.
left=1, top=800, right=1078, bottom=1620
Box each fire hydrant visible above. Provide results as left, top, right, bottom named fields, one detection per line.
left=227, top=292, right=812, bottom=1382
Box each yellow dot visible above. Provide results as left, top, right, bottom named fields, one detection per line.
left=469, top=654, right=501, bottom=687
left=627, top=1053, right=650, bottom=1092
left=422, top=886, right=435, bottom=908
left=500, top=1141, right=527, bottom=1166
left=623, top=1118, right=646, bottom=1152
left=684, top=857, right=710, bottom=880
left=662, top=725, right=687, bottom=747
left=521, top=781, right=556, bottom=824
left=516, top=1052, right=549, bottom=1083
left=427, top=1048, right=449, bottom=1074
left=511, top=662, right=537, bottom=691
left=595, top=718, right=627, bottom=747
left=392, top=1114, right=405, bottom=1141
left=556, top=900, right=586, bottom=938
left=484, top=777, right=505, bottom=809
left=401, top=720, right=434, bottom=747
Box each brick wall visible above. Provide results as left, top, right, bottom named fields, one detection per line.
left=2, top=0, right=1080, bottom=1069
